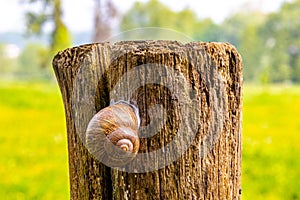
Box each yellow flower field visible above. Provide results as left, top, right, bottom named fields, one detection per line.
left=0, top=82, right=299, bottom=199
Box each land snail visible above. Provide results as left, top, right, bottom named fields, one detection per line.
left=86, top=100, right=140, bottom=167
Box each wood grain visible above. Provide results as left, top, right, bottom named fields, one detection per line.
left=53, top=41, right=242, bottom=200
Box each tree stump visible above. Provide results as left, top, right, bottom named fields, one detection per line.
left=53, top=41, right=242, bottom=200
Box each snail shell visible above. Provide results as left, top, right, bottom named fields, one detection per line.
left=86, top=100, right=140, bottom=167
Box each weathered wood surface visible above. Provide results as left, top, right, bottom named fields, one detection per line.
left=53, top=41, right=242, bottom=200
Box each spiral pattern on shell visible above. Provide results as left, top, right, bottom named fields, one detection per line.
left=86, top=101, right=140, bottom=167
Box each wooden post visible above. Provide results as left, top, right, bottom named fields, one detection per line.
left=53, top=41, right=242, bottom=200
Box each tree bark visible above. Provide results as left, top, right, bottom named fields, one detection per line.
left=53, top=41, right=242, bottom=200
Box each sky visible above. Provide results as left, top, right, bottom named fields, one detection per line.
left=0, top=0, right=287, bottom=33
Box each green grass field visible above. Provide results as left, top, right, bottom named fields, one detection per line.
left=0, top=82, right=69, bottom=199
left=242, top=85, right=300, bottom=200
left=0, top=82, right=299, bottom=199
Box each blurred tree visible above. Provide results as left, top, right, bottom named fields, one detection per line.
left=24, top=0, right=72, bottom=76
left=121, top=0, right=197, bottom=40
left=121, top=0, right=176, bottom=30
left=121, top=0, right=236, bottom=43
left=119, top=0, right=269, bottom=82
left=193, top=19, right=221, bottom=42
left=50, top=0, right=72, bottom=55
left=93, top=0, right=118, bottom=42
left=121, top=0, right=175, bottom=30
left=240, top=22, right=264, bottom=82
left=17, top=43, right=49, bottom=79
left=173, top=8, right=198, bottom=37
left=260, top=0, right=300, bottom=83
left=223, top=12, right=266, bottom=82
left=219, top=14, right=246, bottom=47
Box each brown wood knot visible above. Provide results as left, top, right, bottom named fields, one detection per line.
left=86, top=100, right=140, bottom=167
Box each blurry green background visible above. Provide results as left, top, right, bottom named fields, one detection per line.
left=0, top=0, right=299, bottom=199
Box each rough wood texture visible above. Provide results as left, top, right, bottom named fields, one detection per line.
left=53, top=41, right=242, bottom=200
